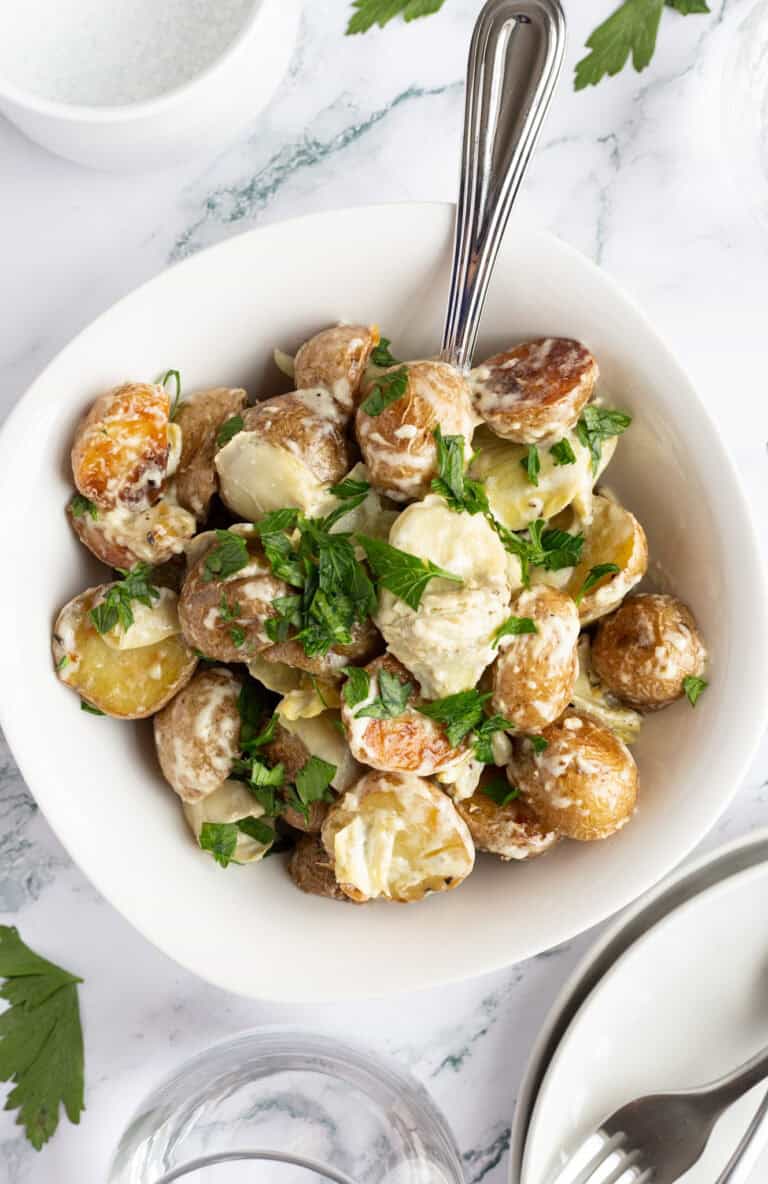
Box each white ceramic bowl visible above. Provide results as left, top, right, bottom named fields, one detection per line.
left=0, top=0, right=299, bottom=170
left=0, top=202, right=765, bottom=1001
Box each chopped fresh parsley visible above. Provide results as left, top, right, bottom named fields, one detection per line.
left=574, top=563, right=620, bottom=605
left=236, top=817, right=275, bottom=846
left=357, top=534, right=462, bottom=611
left=89, top=563, right=160, bottom=635
left=199, top=818, right=273, bottom=867
left=520, top=445, right=541, bottom=487
left=550, top=439, right=577, bottom=466
left=295, top=756, right=337, bottom=806
left=219, top=594, right=241, bottom=622
left=229, top=626, right=246, bottom=648
left=203, top=530, right=250, bottom=583
left=160, top=368, right=183, bottom=420
left=80, top=700, right=104, bottom=716
left=355, top=668, right=413, bottom=719
left=431, top=427, right=490, bottom=515
left=527, top=735, right=549, bottom=754
left=683, top=675, right=708, bottom=707
left=69, top=493, right=98, bottom=520
left=360, top=365, right=409, bottom=416
left=417, top=690, right=492, bottom=748
left=216, top=414, right=244, bottom=447
left=265, top=594, right=303, bottom=644
left=0, top=925, right=84, bottom=1149
left=329, top=477, right=371, bottom=500
left=472, top=715, right=513, bottom=764
left=346, top=0, right=446, bottom=35
left=576, top=405, right=632, bottom=473
left=482, top=779, right=520, bottom=808
left=492, top=615, right=537, bottom=647
left=343, top=666, right=371, bottom=709
left=370, top=336, right=400, bottom=367
left=575, top=0, right=708, bottom=92
left=500, top=519, right=585, bottom=587
left=56, top=655, right=70, bottom=671
left=320, top=481, right=371, bottom=530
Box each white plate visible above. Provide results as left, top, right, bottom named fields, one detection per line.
left=0, top=202, right=766, bottom=1001
left=523, top=860, right=768, bottom=1184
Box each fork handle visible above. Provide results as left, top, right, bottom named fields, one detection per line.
left=708, top=1046, right=768, bottom=1110
left=714, top=1088, right=768, bottom=1183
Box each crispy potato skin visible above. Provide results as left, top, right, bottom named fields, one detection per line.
left=67, top=494, right=196, bottom=569
left=294, top=325, right=378, bottom=415
left=263, top=618, right=383, bottom=677
left=456, top=777, right=559, bottom=861
left=290, top=835, right=351, bottom=901
left=470, top=339, right=597, bottom=444
left=356, top=361, right=477, bottom=502
left=154, top=667, right=243, bottom=803
left=242, top=391, right=349, bottom=484
left=179, top=526, right=291, bottom=662
left=262, top=723, right=329, bottom=833
left=490, top=586, right=579, bottom=731
left=340, top=654, right=466, bottom=774
left=511, top=711, right=638, bottom=841
left=174, top=386, right=247, bottom=520
left=592, top=593, right=706, bottom=710
left=52, top=584, right=197, bottom=719
left=71, top=382, right=171, bottom=511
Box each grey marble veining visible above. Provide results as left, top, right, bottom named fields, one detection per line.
left=1, top=1, right=767, bottom=1181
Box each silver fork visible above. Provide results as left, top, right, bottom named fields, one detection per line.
left=549, top=1044, right=768, bottom=1184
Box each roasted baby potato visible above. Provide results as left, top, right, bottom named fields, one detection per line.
left=322, top=771, right=475, bottom=903
left=215, top=390, right=349, bottom=519
left=263, top=617, right=383, bottom=678
left=490, top=585, right=579, bottom=731
left=290, top=835, right=351, bottom=901
left=178, top=525, right=291, bottom=662
left=173, top=386, right=247, bottom=520
left=71, top=381, right=173, bottom=511
left=184, top=778, right=274, bottom=863
left=375, top=494, right=515, bottom=698
left=356, top=361, right=478, bottom=502
left=262, top=710, right=362, bottom=832
left=154, top=666, right=243, bottom=803
left=294, top=324, right=379, bottom=415
left=455, top=773, right=559, bottom=861
left=591, top=593, right=707, bottom=710
left=53, top=584, right=197, bottom=719
left=511, top=711, right=638, bottom=841
left=68, top=489, right=196, bottom=569
left=340, top=654, right=467, bottom=775
left=470, top=338, right=598, bottom=443
left=572, top=636, right=642, bottom=745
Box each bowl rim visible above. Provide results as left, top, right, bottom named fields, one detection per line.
left=0, top=0, right=276, bottom=122
left=1, top=201, right=767, bottom=1001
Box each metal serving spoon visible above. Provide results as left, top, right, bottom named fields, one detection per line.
left=442, top=0, right=566, bottom=372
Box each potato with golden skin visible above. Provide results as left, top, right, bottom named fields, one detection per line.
left=510, top=712, right=638, bottom=841
left=290, top=835, right=351, bottom=901
left=71, top=381, right=173, bottom=511
left=154, top=667, right=243, bottom=803
left=53, top=584, right=197, bottom=719
left=490, top=585, right=579, bottom=731
left=455, top=773, right=559, bottom=861
left=340, top=654, right=467, bottom=775
left=179, top=525, right=291, bottom=662
left=592, top=593, right=707, bottom=711
left=262, top=617, right=383, bottom=678
left=356, top=361, right=478, bottom=502
left=294, top=324, right=379, bottom=415
left=322, top=771, right=475, bottom=903
left=173, top=386, right=247, bottom=520
left=67, top=491, right=196, bottom=569
left=470, top=339, right=598, bottom=443
left=215, top=390, right=349, bottom=519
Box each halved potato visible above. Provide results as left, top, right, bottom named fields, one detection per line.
left=183, top=778, right=273, bottom=863
left=154, top=666, right=243, bottom=802
left=71, top=381, right=172, bottom=511
left=321, top=771, right=475, bottom=903
left=262, top=617, right=383, bottom=677
left=173, top=386, right=247, bottom=520
left=290, top=835, right=351, bottom=901
left=263, top=710, right=361, bottom=832
left=53, top=584, right=197, bottom=718
left=68, top=488, right=196, bottom=569
left=294, top=324, right=379, bottom=415
left=592, top=593, right=707, bottom=710
left=572, top=636, right=642, bottom=745
left=356, top=361, right=478, bottom=502
left=455, top=772, right=559, bottom=861
left=510, top=711, right=638, bottom=841
left=215, top=390, right=349, bottom=519
left=470, top=338, right=597, bottom=443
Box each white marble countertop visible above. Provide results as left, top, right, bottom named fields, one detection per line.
left=1, top=1, right=767, bottom=1180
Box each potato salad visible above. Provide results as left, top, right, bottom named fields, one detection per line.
left=52, top=325, right=709, bottom=905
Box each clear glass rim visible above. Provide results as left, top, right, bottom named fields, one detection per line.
left=153, top=1149, right=356, bottom=1184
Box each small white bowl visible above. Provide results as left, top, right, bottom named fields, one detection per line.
left=0, top=0, right=300, bottom=170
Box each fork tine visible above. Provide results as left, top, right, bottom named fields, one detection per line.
left=594, top=1150, right=644, bottom=1184
left=566, top=1132, right=627, bottom=1184
left=633, top=1171, right=654, bottom=1184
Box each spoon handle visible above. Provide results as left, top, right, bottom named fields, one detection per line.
left=441, top=0, right=566, bottom=371
left=714, top=1089, right=768, bottom=1183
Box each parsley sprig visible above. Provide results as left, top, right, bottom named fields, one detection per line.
left=69, top=493, right=99, bottom=520
left=159, top=368, right=184, bottom=420
left=216, top=414, right=244, bottom=447
left=576, top=0, right=709, bottom=91
left=203, top=530, right=251, bottom=583
left=574, top=563, right=621, bottom=605
left=370, top=336, right=400, bottom=367
left=577, top=406, right=632, bottom=473
left=431, top=427, right=489, bottom=515
left=482, top=779, right=520, bottom=808
left=343, top=665, right=413, bottom=718
left=346, top=0, right=446, bottom=35
left=0, top=926, right=84, bottom=1150
left=200, top=818, right=275, bottom=867
left=357, top=535, right=462, bottom=611
left=416, top=690, right=512, bottom=761
left=492, top=615, right=537, bottom=647
left=520, top=445, right=541, bottom=487
left=683, top=675, right=708, bottom=707
left=360, top=365, right=409, bottom=417
left=89, top=563, right=160, bottom=635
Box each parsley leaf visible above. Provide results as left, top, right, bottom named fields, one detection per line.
left=343, top=666, right=371, bottom=709
left=370, top=336, right=400, bottom=367
left=527, top=734, right=549, bottom=754
left=219, top=593, right=241, bottom=622
left=357, top=535, right=462, bottom=610
left=360, top=365, right=409, bottom=416
left=0, top=925, right=84, bottom=1150
left=499, top=520, right=585, bottom=586
left=89, top=563, right=160, bottom=635
left=575, top=0, right=664, bottom=90
left=229, top=626, right=246, bottom=648
left=257, top=511, right=304, bottom=588
left=417, top=690, right=492, bottom=748
left=69, top=493, right=99, bottom=520
left=492, top=615, right=537, bottom=647
left=472, top=715, right=513, bottom=764
left=356, top=668, right=413, bottom=719
left=683, top=675, right=708, bottom=706
left=431, top=427, right=489, bottom=515
left=80, top=700, right=104, bottom=716
left=203, top=530, right=250, bottom=583
left=216, top=414, right=244, bottom=447
left=160, top=369, right=183, bottom=420
left=667, top=0, right=709, bottom=11
left=576, top=406, right=632, bottom=473
left=236, top=817, right=275, bottom=846
left=346, top=0, right=446, bottom=35
left=329, top=478, right=371, bottom=500
left=550, top=439, right=577, bottom=466
left=295, top=756, right=337, bottom=807
left=520, top=444, right=541, bottom=486
left=200, top=820, right=275, bottom=867
left=574, top=563, right=620, bottom=605
left=482, top=779, right=520, bottom=807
